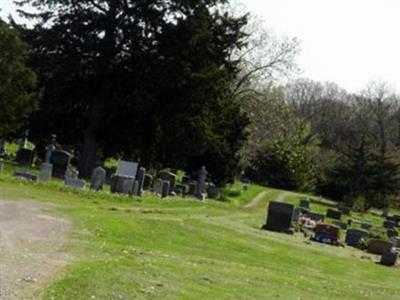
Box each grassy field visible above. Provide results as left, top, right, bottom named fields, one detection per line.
left=1, top=173, right=400, bottom=299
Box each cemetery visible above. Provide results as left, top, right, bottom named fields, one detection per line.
left=1, top=139, right=400, bottom=299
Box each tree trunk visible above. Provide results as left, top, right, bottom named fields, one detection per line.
left=78, top=129, right=98, bottom=178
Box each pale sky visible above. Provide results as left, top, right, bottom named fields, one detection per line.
left=1, top=0, right=400, bottom=92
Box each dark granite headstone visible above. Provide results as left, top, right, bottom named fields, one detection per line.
left=161, top=180, right=170, bottom=198
left=143, top=174, right=153, bottom=190
left=110, top=175, right=134, bottom=194
left=13, top=170, right=37, bottom=182
left=306, top=212, right=325, bottom=222
left=345, top=229, right=369, bottom=247
left=262, top=201, right=294, bottom=233
left=380, top=250, right=397, bottom=266
left=15, top=148, right=35, bottom=167
left=135, top=167, right=146, bottom=196
left=326, top=209, right=341, bottom=220
left=158, top=171, right=176, bottom=195
left=299, top=198, right=310, bottom=209
left=50, top=150, right=72, bottom=178
left=368, top=239, right=393, bottom=255
left=313, top=224, right=340, bottom=245
left=387, top=228, right=398, bottom=238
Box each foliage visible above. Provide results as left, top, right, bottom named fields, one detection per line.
left=14, top=0, right=249, bottom=183
left=0, top=18, right=38, bottom=137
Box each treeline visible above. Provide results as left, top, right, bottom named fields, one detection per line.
left=244, top=79, right=400, bottom=209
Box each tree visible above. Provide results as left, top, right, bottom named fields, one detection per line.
left=15, top=0, right=249, bottom=182
left=0, top=17, right=38, bottom=137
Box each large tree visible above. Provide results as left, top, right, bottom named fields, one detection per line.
left=0, top=17, right=38, bottom=137
left=15, top=0, right=249, bottom=182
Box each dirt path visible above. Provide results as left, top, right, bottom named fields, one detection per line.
left=0, top=200, right=70, bottom=299
left=244, top=191, right=291, bottom=209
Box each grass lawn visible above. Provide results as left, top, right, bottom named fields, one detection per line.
left=1, top=174, right=400, bottom=299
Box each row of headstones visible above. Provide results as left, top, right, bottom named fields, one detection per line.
left=263, top=200, right=399, bottom=266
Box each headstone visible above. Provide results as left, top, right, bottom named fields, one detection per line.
left=313, top=224, right=340, bottom=245
left=333, top=220, right=347, bottom=230
left=40, top=163, right=53, bottom=182
left=65, top=178, right=85, bottom=189
left=195, top=166, right=208, bottom=201
left=380, top=249, right=397, bottom=266
left=135, top=167, right=146, bottom=196
left=339, top=206, right=351, bottom=215
left=13, top=170, right=38, bottom=182
left=387, top=228, right=398, bottom=238
left=50, top=150, right=72, bottom=178
left=153, top=178, right=163, bottom=195
left=174, top=183, right=188, bottom=197
left=292, top=208, right=302, bottom=223
left=361, top=222, right=372, bottom=231
left=161, top=180, right=170, bottom=198
left=0, top=159, right=3, bottom=174
left=384, top=220, right=396, bottom=229
left=158, top=171, right=176, bottom=195
left=187, top=181, right=197, bottom=196
left=345, top=229, right=369, bottom=247
left=207, top=185, right=220, bottom=199
left=262, top=201, right=294, bottom=233
left=143, top=174, right=153, bottom=191
left=132, top=180, right=139, bottom=196
left=110, top=175, right=134, bottom=194
left=116, top=160, right=138, bottom=178
left=326, top=209, right=342, bottom=220
left=368, top=239, right=394, bottom=255
left=299, top=198, right=310, bottom=209
left=90, top=167, right=106, bottom=191
left=45, top=134, right=57, bottom=163
left=306, top=212, right=325, bottom=222
left=15, top=148, right=35, bottom=167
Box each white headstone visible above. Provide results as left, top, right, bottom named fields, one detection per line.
left=116, top=161, right=138, bottom=178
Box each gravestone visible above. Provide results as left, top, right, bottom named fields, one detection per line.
left=380, top=249, right=397, bottom=266
left=345, top=229, right=369, bottom=247
left=195, top=166, right=208, bottom=201
left=313, top=224, right=340, bottom=245
left=40, top=163, right=53, bottom=182
left=207, top=186, right=220, bottom=199
left=384, top=220, right=396, bottom=229
left=306, top=212, right=325, bottom=222
left=387, top=228, right=398, bottom=238
left=333, top=220, right=347, bottom=230
left=13, top=170, right=38, bottom=182
left=65, top=178, right=85, bottom=189
left=326, top=209, right=342, bottom=220
left=132, top=180, right=139, bottom=196
left=143, top=174, right=153, bottom=191
left=0, top=160, right=3, bottom=174
left=174, top=183, right=188, bottom=197
left=339, top=207, right=351, bottom=215
left=187, top=182, right=197, bottom=196
left=135, top=167, right=146, bottom=196
left=15, top=148, right=35, bottom=167
left=161, top=181, right=170, bottom=198
left=158, top=171, right=176, bottom=195
left=368, top=239, right=393, bottom=255
left=292, top=208, right=302, bottom=223
left=299, top=199, right=310, bottom=209
left=153, top=178, right=163, bottom=195
left=90, top=167, right=106, bottom=191
left=116, top=160, right=138, bottom=178
left=262, top=201, right=294, bottom=233
left=361, top=222, right=372, bottom=231
left=110, top=175, right=134, bottom=194
left=50, top=150, right=72, bottom=178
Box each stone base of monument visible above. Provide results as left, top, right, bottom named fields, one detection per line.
left=261, top=223, right=294, bottom=234
left=13, top=170, right=38, bottom=182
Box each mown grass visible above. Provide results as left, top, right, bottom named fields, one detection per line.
left=0, top=173, right=400, bottom=299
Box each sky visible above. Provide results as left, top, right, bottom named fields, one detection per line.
left=1, top=0, right=400, bottom=93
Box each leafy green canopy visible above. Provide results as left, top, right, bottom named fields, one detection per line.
left=15, top=0, right=249, bottom=183
left=0, top=18, right=38, bottom=137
